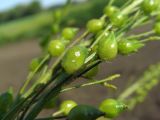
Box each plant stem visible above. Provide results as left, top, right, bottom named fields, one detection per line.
left=141, top=36, right=160, bottom=42
left=128, top=30, right=155, bottom=39
left=122, top=0, right=143, bottom=15
left=19, top=54, right=50, bottom=94
left=24, top=60, right=101, bottom=120
left=108, top=0, right=115, bottom=6
left=118, top=80, right=142, bottom=101
left=60, top=74, right=120, bottom=93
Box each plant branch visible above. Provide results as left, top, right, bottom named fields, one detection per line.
left=60, top=74, right=120, bottom=93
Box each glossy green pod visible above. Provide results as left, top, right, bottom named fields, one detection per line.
left=104, top=6, right=119, bottom=17
left=118, top=39, right=144, bottom=55
left=48, top=40, right=65, bottom=57
left=98, top=32, right=118, bottom=61
left=87, top=19, right=104, bottom=33
left=68, top=105, right=104, bottom=120
left=62, top=27, right=78, bottom=40
left=110, top=12, right=127, bottom=27
left=99, top=99, right=127, bottom=118
left=60, top=100, right=77, bottom=115
left=154, top=22, right=160, bottom=35
left=61, top=46, right=88, bottom=74
left=29, top=58, right=40, bottom=71
left=142, top=0, right=159, bottom=14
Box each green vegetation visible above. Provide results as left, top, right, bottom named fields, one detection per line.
left=0, top=11, right=53, bottom=45
left=0, top=0, right=128, bottom=46
left=0, top=0, right=108, bottom=46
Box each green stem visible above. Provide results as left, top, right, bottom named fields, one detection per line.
left=52, top=110, right=63, bottom=117
left=108, top=0, right=115, bottom=6
left=19, top=54, right=50, bottom=94
left=60, top=74, right=120, bottom=93
left=128, top=30, right=155, bottom=39
left=122, top=0, right=143, bottom=15
left=141, top=36, right=160, bottom=42
left=118, top=80, right=142, bottom=101
left=24, top=60, right=101, bottom=120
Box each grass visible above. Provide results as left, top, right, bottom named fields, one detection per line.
left=0, top=11, right=53, bottom=45
left=0, top=0, right=127, bottom=46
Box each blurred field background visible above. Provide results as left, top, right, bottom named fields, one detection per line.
left=0, top=0, right=160, bottom=120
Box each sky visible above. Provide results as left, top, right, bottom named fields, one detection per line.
left=0, top=0, right=66, bottom=12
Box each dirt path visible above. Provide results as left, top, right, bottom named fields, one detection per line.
left=0, top=40, right=160, bottom=119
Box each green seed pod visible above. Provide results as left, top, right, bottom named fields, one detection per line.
left=87, top=19, right=105, bottom=33
left=62, top=46, right=88, bottom=74
left=104, top=6, right=119, bottom=17
left=98, top=32, right=118, bottom=61
left=110, top=12, right=127, bottom=27
left=156, top=14, right=160, bottom=21
left=154, top=22, right=160, bottom=35
left=29, top=58, right=40, bottom=71
left=52, top=24, right=60, bottom=34
left=118, top=39, right=144, bottom=55
left=99, top=99, right=127, bottom=118
left=83, top=65, right=99, bottom=78
left=62, top=27, right=78, bottom=40
left=68, top=105, right=104, bottom=120
left=110, top=13, right=127, bottom=27
left=48, top=40, right=65, bottom=57
left=142, top=0, right=159, bottom=14
left=60, top=100, right=77, bottom=115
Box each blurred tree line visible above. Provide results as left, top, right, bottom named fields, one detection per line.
left=0, top=1, right=42, bottom=23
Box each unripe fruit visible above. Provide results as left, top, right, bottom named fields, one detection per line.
left=118, top=39, right=144, bottom=55
left=104, top=6, right=119, bottom=17
left=60, top=100, right=77, bottom=115
left=142, top=0, right=159, bottom=14
left=48, top=40, right=65, bottom=57
left=29, top=58, right=40, bottom=71
left=62, top=46, right=88, bottom=74
left=87, top=19, right=104, bottom=33
left=62, top=27, right=78, bottom=40
left=99, top=99, right=127, bottom=118
left=68, top=105, right=104, bottom=120
left=110, top=12, right=127, bottom=27
left=154, top=22, right=160, bottom=35
left=98, top=32, right=118, bottom=61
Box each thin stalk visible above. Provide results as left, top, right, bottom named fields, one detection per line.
left=60, top=74, right=120, bottom=93
left=19, top=54, right=50, bottom=94
left=122, top=0, right=143, bottom=15
left=24, top=61, right=101, bottom=120
left=18, top=71, right=61, bottom=120
left=127, top=30, right=155, bottom=39
left=108, top=0, right=115, bottom=6
left=118, top=80, right=142, bottom=101
left=141, top=36, right=160, bottom=42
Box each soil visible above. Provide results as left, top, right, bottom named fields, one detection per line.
left=0, top=39, right=160, bottom=120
